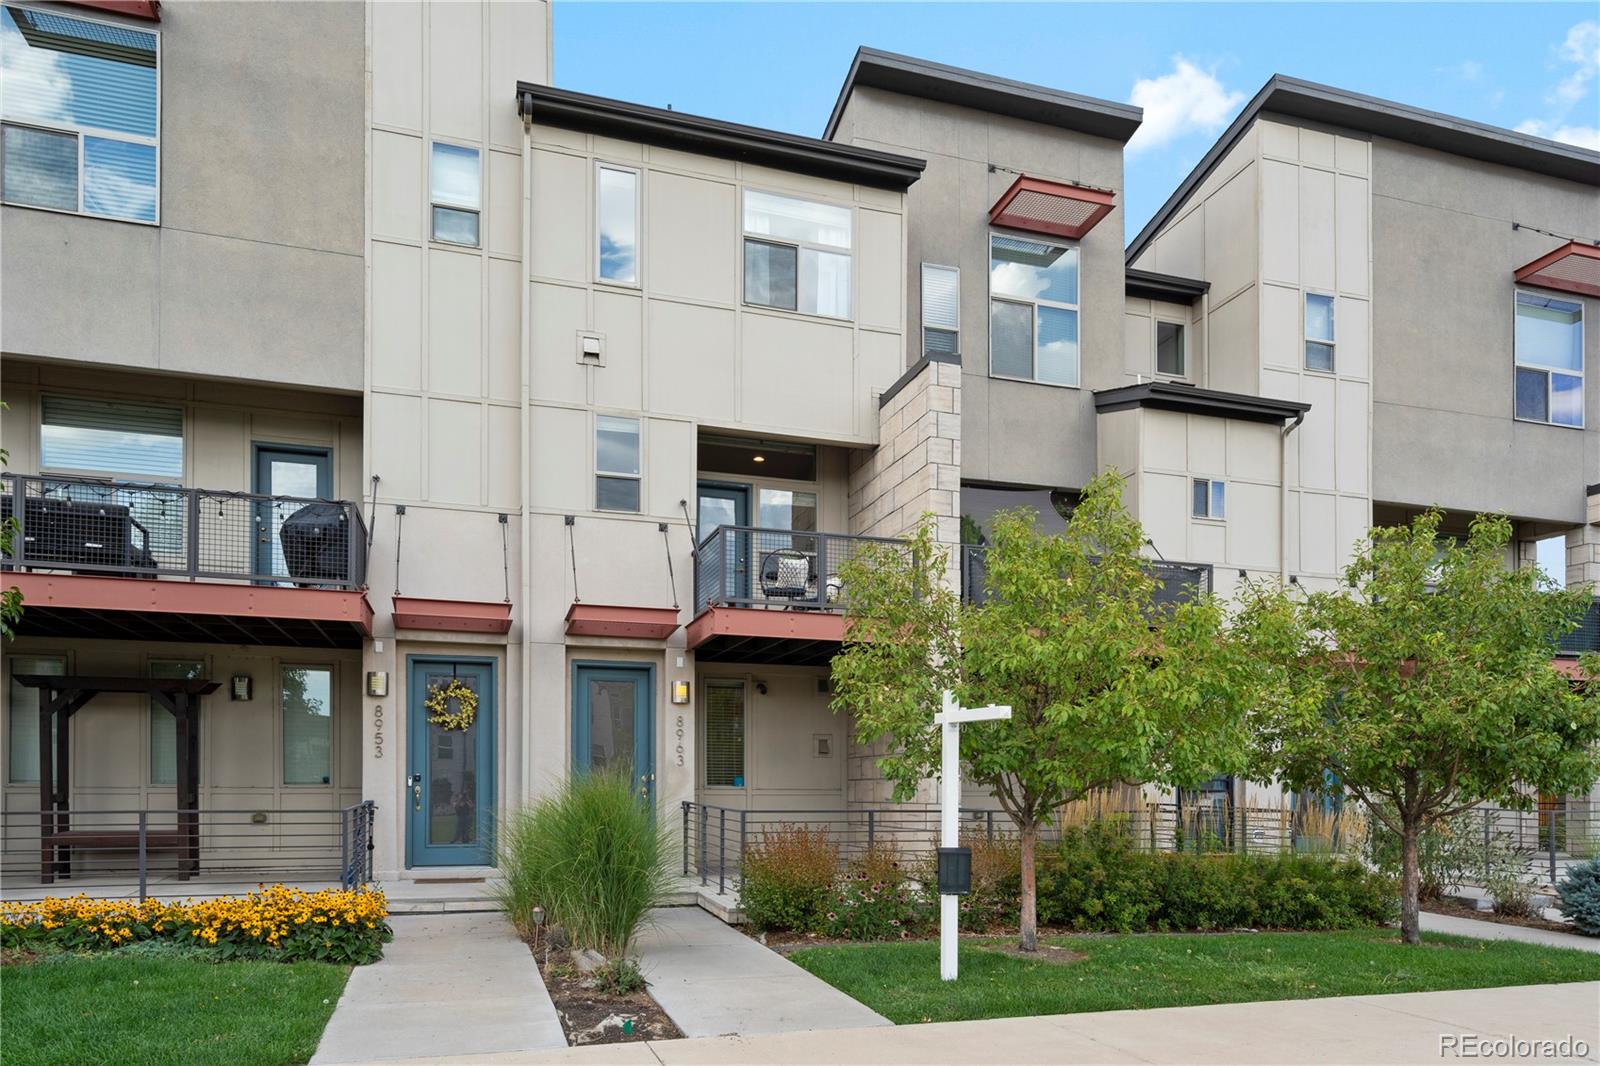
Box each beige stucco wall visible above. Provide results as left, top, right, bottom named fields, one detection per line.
left=1122, top=297, right=1206, bottom=386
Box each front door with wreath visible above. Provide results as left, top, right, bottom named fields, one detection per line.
left=407, top=658, right=495, bottom=867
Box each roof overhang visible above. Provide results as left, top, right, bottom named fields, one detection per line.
left=8, top=573, right=372, bottom=648
left=392, top=596, right=512, bottom=635
left=517, top=83, right=926, bottom=191
left=686, top=606, right=845, bottom=667
left=1095, top=381, right=1311, bottom=425
left=989, top=175, right=1115, bottom=241
left=61, top=1, right=160, bottom=20
left=1515, top=241, right=1600, bottom=300
left=565, top=603, right=681, bottom=641
left=824, top=47, right=1142, bottom=143
left=1126, top=268, right=1210, bottom=304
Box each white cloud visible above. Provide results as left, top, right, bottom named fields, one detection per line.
left=0, top=19, right=74, bottom=124
left=1127, top=57, right=1245, bottom=154
left=1514, top=119, right=1600, bottom=151
left=1552, top=20, right=1599, bottom=107
left=1439, top=59, right=1484, bottom=82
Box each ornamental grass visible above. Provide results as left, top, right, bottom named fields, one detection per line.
left=0, top=885, right=392, bottom=964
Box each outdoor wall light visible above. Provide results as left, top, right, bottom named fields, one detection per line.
left=366, top=671, right=389, bottom=698
left=671, top=680, right=690, bottom=704
left=230, top=675, right=252, bottom=701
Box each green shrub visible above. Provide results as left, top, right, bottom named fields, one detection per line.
left=1482, top=833, right=1537, bottom=918
left=1364, top=808, right=1477, bottom=900
left=495, top=769, right=673, bottom=958
left=819, top=878, right=934, bottom=941
left=1037, top=823, right=1163, bottom=933
left=739, top=825, right=839, bottom=933
left=957, top=833, right=1022, bottom=932
left=1557, top=858, right=1600, bottom=935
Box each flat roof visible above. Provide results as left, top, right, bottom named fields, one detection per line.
left=823, top=47, right=1142, bottom=144
left=517, top=83, right=926, bottom=191
left=1095, top=380, right=1311, bottom=425
left=1128, top=75, right=1600, bottom=265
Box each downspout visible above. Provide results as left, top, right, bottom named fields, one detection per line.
left=518, top=92, right=535, bottom=803
left=1279, top=410, right=1305, bottom=583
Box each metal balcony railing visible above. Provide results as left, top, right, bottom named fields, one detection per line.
left=959, top=544, right=1212, bottom=605
left=1, top=472, right=368, bottom=589
left=693, top=524, right=905, bottom=613
left=1558, top=597, right=1600, bottom=655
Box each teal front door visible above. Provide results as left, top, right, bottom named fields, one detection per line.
left=408, top=658, right=495, bottom=866
left=573, top=664, right=654, bottom=806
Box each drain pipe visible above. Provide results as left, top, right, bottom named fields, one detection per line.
left=1279, top=410, right=1305, bottom=584
left=518, top=94, right=535, bottom=804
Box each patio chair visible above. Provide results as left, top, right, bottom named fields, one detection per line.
left=759, top=548, right=812, bottom=603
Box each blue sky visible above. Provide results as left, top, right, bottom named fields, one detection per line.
left=553, top=2, right=1599, bottom=239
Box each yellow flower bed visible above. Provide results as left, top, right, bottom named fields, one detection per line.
left=1, top=885, right=392, bottom=964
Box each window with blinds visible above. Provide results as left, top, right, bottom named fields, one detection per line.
left=40, top=395, right=183, bottom=478
left=704, top=681, right=746, bottom=788
left=149, top=659, right=202, bottom=786
left=922, top=263, right=960, bottom=358
left=7, top=656, right=63, bottom=784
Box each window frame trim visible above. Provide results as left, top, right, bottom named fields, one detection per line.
left=739, top=186, right=855, bottom=322
left=1191, top=476, right=1227, bottom=522
left=1303, top=291, right=1337, bottom=374
left=0, top=4, right=161, bottom=225
left=1512, top=287, right=1584, bottom=430
left=428, top=138, right=482, bottom=248
left=987, top=230, right=1081, bottom=389
left=594, top=160, right=642, bottom=289
left=700, top=676, right=748, bottom=791
left=594, top=412, right=643, bottom=513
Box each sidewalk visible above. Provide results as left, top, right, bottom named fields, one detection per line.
left=311, top=912, right=566, bottom=1065
left=1421, top=910, right=1600, bottom=952
left=436, top=981, right=1600, bottom=1065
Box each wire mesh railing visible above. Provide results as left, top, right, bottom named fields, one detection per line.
left=1, top=472, right=368, bottom=588
left=959, top=544, right=1213, bottom=606
left=692, top=524, right=906, bottom=614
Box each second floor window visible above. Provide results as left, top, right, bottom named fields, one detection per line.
left=743, top=189, right=852, bottom=319
left=1157, top=321, right=1185, bottom=377
left=40, top=395, right=182, bottom=478
left=1305, top=293, right=1336, bottom=372
left=430, top=142, right=480, bottom=247
left=1515, top=290, right=1583, bottom=427
left=990, top=234, right=1079, bottom=386
left=596, top=164, right=639, bottom=285
left=1192, top=478, right=1226, bottom=519
left=922, top=263, right=960, bottom=358
left=595, top=415, right=641, bottom=512
left=0, top=5, right=159, bottom=223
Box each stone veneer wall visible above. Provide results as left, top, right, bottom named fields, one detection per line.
left=1567, top=489, right=1600, bottom=588
left=841, top=355, right=962, bottom=807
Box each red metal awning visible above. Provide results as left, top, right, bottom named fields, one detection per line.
left=685, top=606, right=847, bottom=666
left=62, top=1, right=161, bottom=20
left=565, top=603, right=680, bottom=640
left=1515, top=241, right=1600, bottom=299
left=392, top=597, right=512, bottom=635
left=989, top=175, right=1115, bottom=241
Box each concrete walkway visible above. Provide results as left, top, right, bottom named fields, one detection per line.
left=1422, top=910, right=1600, bottom=952
left=311, top=912, right=566, bottom=1064
left=632, top=906, right=891, bottom=1038
left=435, top=981, right=1600, bottom=1064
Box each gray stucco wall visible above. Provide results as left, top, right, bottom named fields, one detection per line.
left=0, top=1, right=365, bottom=393
left=1369, top=138, right=1600, bottom=524
left=834, top=85, right=1126, bottom=492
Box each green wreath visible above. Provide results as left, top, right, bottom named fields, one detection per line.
left=425, top=679, right=478, bottom=731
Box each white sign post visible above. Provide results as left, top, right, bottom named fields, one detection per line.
left=934, top=689, right=1011, bottom=981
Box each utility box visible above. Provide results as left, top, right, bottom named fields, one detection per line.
left=936, top=846, right=972, bottom=895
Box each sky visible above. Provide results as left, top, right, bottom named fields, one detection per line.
left=552, top=2, right=1599, bottom=239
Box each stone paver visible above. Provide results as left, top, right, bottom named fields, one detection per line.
left=311, top=911, right=565, bottom=1064
left=438, top=981, right=1600, bottom=1065
left=1422, top=910, right=1600, bottom=952
left=633, top=906, right=891, bottom=1038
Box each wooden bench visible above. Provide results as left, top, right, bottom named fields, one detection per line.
left=41, top=828, right=188, bottom=883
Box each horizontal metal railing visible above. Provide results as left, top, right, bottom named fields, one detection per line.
left=693, top=524, right=906, bottom=614
left=1, top=472, right=368, bottom=589
left=2, top=803, right=375, bottom=900
left=960, top=544, right=1213, bottom=606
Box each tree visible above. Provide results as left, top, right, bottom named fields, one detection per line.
left=0, top=406, right=20, bottom=639
left=1235, top=510, right=1600, bottom=945
left=831, top=471, right=1261, bottom=951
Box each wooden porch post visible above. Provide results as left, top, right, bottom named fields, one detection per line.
left=37, top=695, right=52, bottom=885
left=54, top=703, right=70, bottom=877
left=174, top=693, right=193, bottom=880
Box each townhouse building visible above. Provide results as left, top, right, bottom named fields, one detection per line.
left=1, top=4, right=1596, bottom=893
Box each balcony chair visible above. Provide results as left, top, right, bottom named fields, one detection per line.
left=759, top=548, right=813, bottom=604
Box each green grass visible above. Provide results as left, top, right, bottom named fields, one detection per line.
left=1, top=953, right=350, bottom=1066
left=788, top=929, right=1600, bottom=1025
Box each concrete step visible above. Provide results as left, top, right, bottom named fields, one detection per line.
left=696, top=886, right=745, bottom=924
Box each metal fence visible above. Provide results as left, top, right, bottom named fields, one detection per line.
left=693, top=525, right=905, bottom=613
left=1, top=804, right=373, bottom=901
left=2, top=472, right=368, bottom=589
left=960, top=544, right=1213, bottom=606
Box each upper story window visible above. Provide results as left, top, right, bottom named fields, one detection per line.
left=596, top=163, right=639, bottom=285
left=1515, top=291, right=1583, bottom=427
left=595, top=414, right=641, bottom=512
left=989, top=235, right=1079, bottom=387
left=921, top=263, right=960, bottom=358
left=40, top=395, right=182, bottom=478
left=430, top=142, right=480, bottom=247
left=742, top=189, right=852, bottom=319
left=1305, top=293, right=1335, bottom=372
left=0, top=5, right=158, bottom=223
left=1156, top=321, right=1185, bottom=377
left=1192, top=478, right=1225, bottom=520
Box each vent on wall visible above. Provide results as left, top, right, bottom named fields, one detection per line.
left=813, top=733, right=833, bottom=758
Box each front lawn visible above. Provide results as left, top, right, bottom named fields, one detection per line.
left=787, top=929, right=1600, bottom=1025
left=2, top=952, right=349, bottom=1066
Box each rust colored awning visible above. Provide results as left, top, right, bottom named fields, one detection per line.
left=1515, top=241, right=1600, bottom=299
left=565, top=603, right=681, bottom=640
left=9, top=573, right=372, bottom=648
left=686, top=606, right=845, bottom=666
left=62, top=1, right=161, bottom=20
left=989, top=175, right=1115, bottom=240
left=392, top=597, right=512, bottom=634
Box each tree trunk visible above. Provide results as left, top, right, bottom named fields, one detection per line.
left=1399, top=820, right=1421, bottom=946
left=1019, top=819, right=1038, bottom=952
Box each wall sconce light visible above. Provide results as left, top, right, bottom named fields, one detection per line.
left=230, top=675, right=253, bottom=701
left=671, top=680, right=690, bottom=705
left=366, top=671, right=389, bottom=698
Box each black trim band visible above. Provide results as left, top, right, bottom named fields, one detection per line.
left=1126, top=268, right=1210, bottom=304
left=878, top=352, right=960, bottom=409
left=1094, top=381, right=1311, bottom=425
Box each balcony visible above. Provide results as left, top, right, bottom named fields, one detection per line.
left=2, top=472, right=371, bottom=647
left=959, top=544, right=1213, bottom=605
left=1559, top=597, right=1600, bottom=657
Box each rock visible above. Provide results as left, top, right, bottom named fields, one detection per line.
left=573, top=947, right=607, bottom=974
left=574, top=1013, right=637, bottom=1045
left=1473, top=897, right=1494, bottom=912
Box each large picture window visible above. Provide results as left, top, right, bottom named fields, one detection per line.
left=743, top=189, right=852, bottom=319
left=1515, top=291, right=1583, bottom=427
left=989, top=235, right=1079, bottom=386
left=40, top=395, right=182, bottom=478
left=0, top=5, right=159, bottom=223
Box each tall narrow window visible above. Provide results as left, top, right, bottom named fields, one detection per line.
left=990, top=235, right=1079, bottom=386
left=282, top=665, right=333, bottom=785
left=1156, top=321, right=1185, bottom=377
left=922, top=264, right=960, bottom=358
left=1305, top=294, right=1336, bottom=372
left=1515, top=291, right=1583, bottom=427
left=1192, top=478, right=1226, bottom=519
left=596, top=164, right=639, bottom=285
left=595, top=415, right=641, bottom=512
left=7, top=656, right=64, bottom=784
left=0, top=6, right=159, bottom=222
left=149, top=659, right=202, bottom=786
left=743, top=190, right=852, bottom=318
left=430, top=142, right=480, bottom=247
left=704, top=680, right=746, bottom=788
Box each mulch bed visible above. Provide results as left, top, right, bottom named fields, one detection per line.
left=1424, top=897, right=1578, bottom=936
left=522, top=940, right=682, bottom=1046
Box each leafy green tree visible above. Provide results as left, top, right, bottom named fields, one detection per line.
left=831, top=472, right=1261, bottom=951
left=1235, top=511, right=1600, bottom=944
